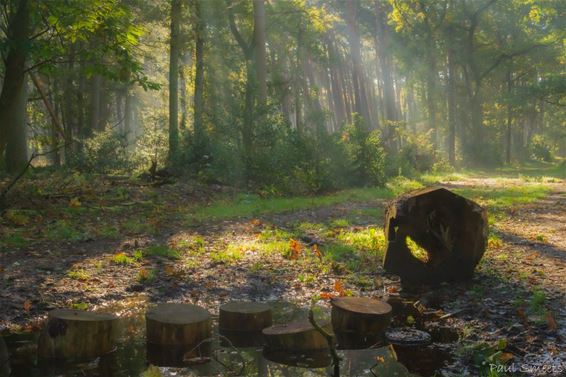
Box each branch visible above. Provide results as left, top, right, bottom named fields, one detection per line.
left=308, top=307, right=341, bottom=377
left=479, top=44, right=549, bottom=81
left=0, top=144, right=66, bottom=206
left=226, top=0, right=252, bottom=58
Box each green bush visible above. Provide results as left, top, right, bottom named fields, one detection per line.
left=72, top=129, right=130, bottom=173
left=529, top=135, right=554, bottom=162
left=340, top=114, right=385, bottom=186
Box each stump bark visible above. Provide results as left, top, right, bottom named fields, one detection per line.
left=0, top=337, right=9, bottom=377
left=219, top=301, right=272, bottom=347
left=262, top=320, right=331, bottom=352
left=146, top=303, right=211, bottom=363
left=331, top=297, right=392, bottom=348
left=37, top=309, right=118, bottom=361
left=383, top=187, right=488, bottom=284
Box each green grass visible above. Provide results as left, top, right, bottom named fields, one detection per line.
left=185, top=187, right=394, bottom=224
left=45, top=220, right=85, bottom=241
left=179, top=165, right=562, bottom=226
left=67, top=269, right=90, bottom=281
left=0, top=231, right=30, bottom=249
left=453, top=184, right=550, bottom=211
left=111, top=252, right=136, bottom=265
left=211, top=245, right=244, bottom=264
left=144, top=245, right=180, bottom=259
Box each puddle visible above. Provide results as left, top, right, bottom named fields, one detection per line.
left=1, top=297, right=448, bottom=376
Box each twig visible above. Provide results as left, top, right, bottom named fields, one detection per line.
left=308, top=307, right=341, bottom=377
left=438, top=308, right=468, bottom=320
left=0, top=144, right=65, bottom=206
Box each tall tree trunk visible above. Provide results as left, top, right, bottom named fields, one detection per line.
left=346, top=0, right=373, bottom=129
left=0, top=0, right=30, bottom=165
left=168, top=0, right=181, bottom=163
left=374, top=0, right=398, bottom=123
left=326, top=37, right=346, bottom=129
left=5, top=78, right=29, bottom=173
left=89, top=75, right=101, bottom=135
left=253, top=0, right=267, bottom=105
left=446, top=27, right=456, bottom=166
left=505, top=64, right=513, bottom=164
left=193, top=0, right=205, bottom=145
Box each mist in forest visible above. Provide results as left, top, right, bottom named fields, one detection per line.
left=0, top=0, right=564, bottom=192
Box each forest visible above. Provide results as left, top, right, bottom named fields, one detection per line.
left=0, top=0, right=565, bottom=376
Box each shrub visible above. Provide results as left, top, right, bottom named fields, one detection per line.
left=73, top=129, right=130, bottom=173
left=529, top=135, right=554, bottom=162
left=340, top=114, right=386, bottom=186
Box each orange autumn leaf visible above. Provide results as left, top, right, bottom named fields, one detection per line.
left=289, top=239, right=303, bottom=260
left=312, top=244, right=322, bottom=259
left=334, top=279, right=345, bottom=296
left=23, top=300, right=31, bottom=313
left=320, top=292, right=334, bottom=300
left=387, top=286, right=398, bottom=294
left=250, top=219, right=262, bottom=226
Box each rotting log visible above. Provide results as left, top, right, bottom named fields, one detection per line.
left=383, top=187, right=488, bottom=284
left=37, top=309, right=118, bottom=361
left=219, top=301, right=272, bottom=347
left=262, top=320, right=331, bottom=352
left=146, top=303, right=211, bottom=364
left=0, top=337, right=9, bottom=377
left=331, top=297, right=392, bottom=349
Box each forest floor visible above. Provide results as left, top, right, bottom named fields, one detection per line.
left=0, top=163, right=565, bottom=375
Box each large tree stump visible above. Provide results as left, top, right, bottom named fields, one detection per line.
left=383, top=187, right=488, bottom=284
left=0, top=337, right=9, bottom=377
left=219, top=301, right=272, bottom=347
left=37, top=309, right=118, bottom=361
left=146, top=303, right=211, bottom=365
left=331, top=297, right=392, bottom=348
left=262, top=320, right=331, bottom=352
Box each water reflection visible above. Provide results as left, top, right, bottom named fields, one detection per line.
left=2, top=299, right=421, bottom=376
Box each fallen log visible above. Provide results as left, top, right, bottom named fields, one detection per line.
left=37, top=309, right=118, bottom=361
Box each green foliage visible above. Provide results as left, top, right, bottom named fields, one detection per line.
left=111, top=252, right=135, bottom=265
left=341, top=115, right=386, bottom=186
left=73, top=130, right=130, bottom=174
left=144, top=245, right=180, bottom=259
left=529, top=135, right=554, bottom=162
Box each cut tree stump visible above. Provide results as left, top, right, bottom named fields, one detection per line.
left=331, top=297, right=392, bottom=348
left=385, top=328, right=450, bottom=376
left=37, top=309, right=118, bottom=361
left=262, top=320, right=331, bottom=352
left=146, top=303, right=211, bottom=362
left=219, top=301, right=272, bottom=347
left=0, top=337, right=9, bottom=377
left=383, top=187, right=488, bottom=284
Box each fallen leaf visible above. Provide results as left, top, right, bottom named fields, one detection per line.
left=497, top=352, right=514, bottom=363
left=312, top=244, right=322, bottom=259
left=23, top=300, right=31, bottom=313
left=289, top=239, right=303, bottom=260
left=334, top=279, right=345, bottom=296
left=546, top=311, right=558, bottom=331
left=320, top=292, right=334, bottom=300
